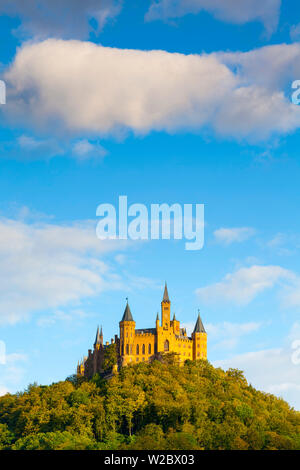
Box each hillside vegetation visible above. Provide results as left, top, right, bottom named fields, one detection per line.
left=0, top=358, right=299, bottom=450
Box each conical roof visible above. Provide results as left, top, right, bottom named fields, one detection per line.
left=94, top=326, right=101, bottom=346
left=121, top=300, right=134, bottom=321
left=162, top=282, right=170, bottom=302
left=193, top=312, right=206, bottom=333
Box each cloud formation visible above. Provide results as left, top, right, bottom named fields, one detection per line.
left=0, top=134, right=107, bottom=162
left=5, top=40, right=300, bottom=143
left=146, top=0, right=281, bottom=35
left=196, top=265, right=293, bottom=306
left=72, top=139, right=107, bottom=160
left=214, top=336, right=300, bottom=410
left=0, top=0, right=122, bottom=39
left=0, top=215, right=129, bottom=325
left=214, top=227, right=255, bottom=245
left=0, top=353, right=28, bottom=396
left=206, top=321, right=261, bottom=349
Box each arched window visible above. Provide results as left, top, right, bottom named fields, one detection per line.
left=148, top=344, right=151, bottom=354
left=136, top=344, right=139, bottom=355
left=142, top=344, right=145, bottom=355
left=164, top=340, right=169, bottom=351
left=130, top=345, right=133, bottom=354
left=126, top=344, right=129, bottom=355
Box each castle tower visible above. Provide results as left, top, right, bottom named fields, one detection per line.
left=192, top=311, right=207, bottom=360
left=119, top=299, right=136, bottom=366
left=93, top=325, right=103, bottom=350
left=171, top=312, right=180, bottom=335
left=161, top=282, right=171, bottom=330
left=156, top=312, right=160, bottom=329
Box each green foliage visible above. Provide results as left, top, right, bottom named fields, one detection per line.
left=0, top=423, right=15, bottom=449
left=12, top=431, right=99, bottom=450
left=0, top=360, right=300, bottom=450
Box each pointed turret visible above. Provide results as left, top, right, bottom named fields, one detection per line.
left=161, top=282, right=171, bottom=328
left=94, top=326, right=101, bottom=347
left=156, top=312, right=159, bottom=322
left=121, top=300, right=134, bottom=322
left=193, top=312, right=206, bottom=333
left=162, top=282, right=170, bottom=303
left=172, top=313, right=176, bottom=321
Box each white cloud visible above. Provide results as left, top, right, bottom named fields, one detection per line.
left=146, top=0, right=281, bottom=35
left=196, top=265, right=292, bottom=305
left=0, top=0, right=122, bottom=39
left=214, top=340, right=300, bottom=410
left=72, top=139, right=107, bottom=160
left=0, top=134, right=107, bottom=162
left=0, top=215, right=130, bottom=325
left=0, top=352, right=28, bottom=395
left=0, top=386, right=9, bottom=396
left=216, top=43, right=300, bottom=100
left=37, top=308, right=90, bottom=327
left=17, top=134, right=64, bottom=160
left=206, top=321, right=261, bottom=349
left=214, top=227, right=255, bottom=245
left=5, top=40, right=300, bottom=143
left=182, top=320, right=261, bottom=350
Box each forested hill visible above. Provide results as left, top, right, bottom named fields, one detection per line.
left=0, top=358, right=300, bottom=450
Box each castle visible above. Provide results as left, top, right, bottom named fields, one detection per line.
left=77, top=283, right=207, bottom=378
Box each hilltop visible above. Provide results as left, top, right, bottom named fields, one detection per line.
left=0, top=358, right=299, bottom=450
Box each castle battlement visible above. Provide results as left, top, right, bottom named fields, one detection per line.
left=77, top=283, right=207, bottom=378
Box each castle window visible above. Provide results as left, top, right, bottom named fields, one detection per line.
left=136, top=358, right=139, bottom=362
left=136, top=344, right=139, bottom=355
left=130, top=345, right=133, bottom=354
left=142, top=344, right=145, bottom=355
left=164, top=340, right=169, bottom=352
left=126, top=344, right=129, bottom=355
left=148, top=344, right=151, bottom=354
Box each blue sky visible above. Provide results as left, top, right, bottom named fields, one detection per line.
left=1, top=0, right=300, bottom=409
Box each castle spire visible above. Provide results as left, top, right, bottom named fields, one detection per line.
left=121, top=299, right=134, bottom=321
left=173, top=312, right=176, bottom=321
left=162, top=282, right=170, bottom=303
left=94, top=325, right=101, bottom=347
left=193, top=311, right=206, bottom=333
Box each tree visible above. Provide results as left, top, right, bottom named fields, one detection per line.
left=1, top=360, right=300, bottom=450
left=103, top=344, right=117, bottom=372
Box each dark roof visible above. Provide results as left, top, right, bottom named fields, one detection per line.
left=173, top=313, right=176, bottom=321
left=162, top=282, right=170, bottom=302
left=135, top=328, right=156, bottom=335
left=121, top=301, right=134, bottom=321
left=94, top=326, right=101, bottom=346
left=193, top=313, right=206, bottom=333
left=156, top=313, right=159, bottom=321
